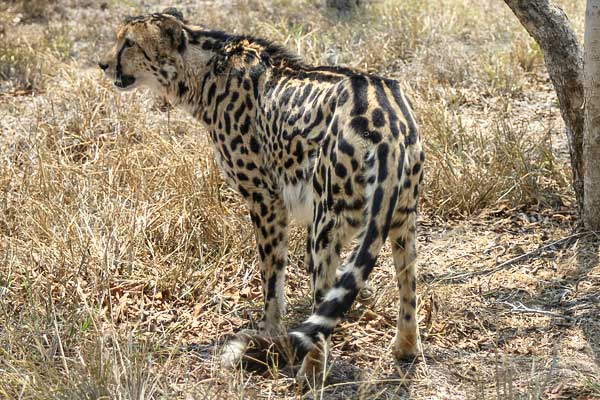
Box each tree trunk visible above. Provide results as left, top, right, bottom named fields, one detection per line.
left=503, top=0, right=585, bottom=215
left=584, top=0, right=600, bottom=229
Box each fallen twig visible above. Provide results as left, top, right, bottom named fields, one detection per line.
left=435, top=231, right=593, bottom=284
left=499, top=301, right=575, bottom=322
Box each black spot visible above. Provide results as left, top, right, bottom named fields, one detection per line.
left=412, top=163, right=421, bottom=175
left=326, top=168, right=334, bottom=209
left=314, top=220, right=334, bottom=252
left=390, top=120, right=399, bottom=139
left=365, top=130, right=382, bottom=143
left=372, top=108, right=385, bottom=127
left=383, top=187, right=399, bottom=237
left=177, top=81, right=189, bottom=96
left=314, top=289, right=323, bottom=305
left=338, top=272, right=356, bottom=290
left=266, top=274, right=277, bottom=299
left=338, top=138, right=354, bottom=157
left=264, top=243, right=272, bottom=255
left=207, top=83, right=216, bottom=104
left=354, top=247, right=376, bottom=282
left=335, top=163, right=347, bottom=178
left=224, top=113, right=231, bottom=133
left=249, top=137, right=261, bottom=153
left=293, top=142, right=304, bottom=163
left=337, top=89, right=349, bottom=106
left=250, top=212, right=259, bottom=225
left=317, top=296, right=350, bottom=320
left=371, top=187, right=383, bottom=216
left=234, top=102, right=246, bottom=121
left=240, top=116, right=251, bottom=135
left=313, top=178, right=323, bottom=196
left=399, top=120, right=407, bottom=135
left=252, top=192, right=263, bottom=203
left=259, top=202, right=268, bottom=217
left=344, top=180, right=353, bottom=196
left=274, top=257, right=285, bottom=270
left=350, top=116, right=369, bottom=134
left=377, top=143, right=389, bottom=182
left=230, top=135, right=243, bottom=151
left=330, top=116, right=339, bottom=136
left=350, top=75, right=369, bottom=116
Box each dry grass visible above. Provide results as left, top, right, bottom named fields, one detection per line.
left=1, top=0, right=599, bottom=399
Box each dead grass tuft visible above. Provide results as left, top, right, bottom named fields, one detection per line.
left=0, top=11, right=71, bottom=93
left=420, top=100, right=569, bottom=217
left=3, top=0, right=61, bottom=23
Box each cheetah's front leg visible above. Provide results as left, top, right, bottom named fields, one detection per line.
left=248, top=193, right=288, bottom=335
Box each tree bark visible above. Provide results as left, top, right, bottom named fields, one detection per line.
left=503, top=0, right=585, bottom=215
left=584, top=0, right=600, bottom=229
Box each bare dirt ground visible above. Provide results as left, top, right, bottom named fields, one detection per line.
left=1, top=0, right=599, bottom=399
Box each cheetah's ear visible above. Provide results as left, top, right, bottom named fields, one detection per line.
left=162, top=7, right=184, bottom=21
left=159, top=10, right=187, bottom=53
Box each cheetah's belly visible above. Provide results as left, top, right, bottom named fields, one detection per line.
left=282, top=181, right=314, bottom=224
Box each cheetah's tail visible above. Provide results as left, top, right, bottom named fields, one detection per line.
left=221, top=143, right=403, bottom=378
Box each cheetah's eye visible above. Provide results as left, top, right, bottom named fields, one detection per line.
left=124, top=38, right=134, bottom=48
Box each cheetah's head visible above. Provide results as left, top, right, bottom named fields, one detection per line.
left=99, top=8, right=187, bottom=92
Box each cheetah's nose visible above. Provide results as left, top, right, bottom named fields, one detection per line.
left=98, top=62, right=109, bottom=71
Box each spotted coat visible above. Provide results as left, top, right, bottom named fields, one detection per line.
left=99, top=8, right=424, bottom=381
